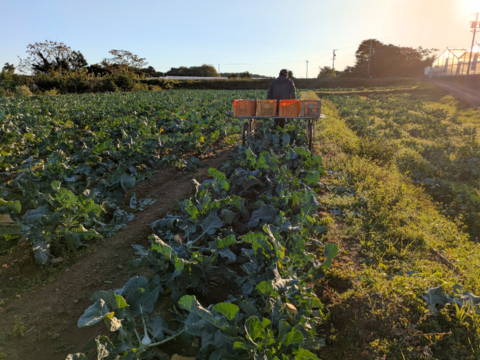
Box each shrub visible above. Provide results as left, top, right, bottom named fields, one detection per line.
left=114, top=75, right=134, bottom=91
left=15, top=85, right=33, bottom=97
left=93, top=77, right=117, bottom=93
left=238, top=71, right=252, bottom=79
left=132, top=82, right=148, bottom=91
left=43, top=88, right=60, bottom=96
left=0, top=87, right=11, bottom=97
left=0, top=70, right=16, bottom=91
left=147, top=85, right=162, bottom=91
left=34, top=70, right=93, bottom=94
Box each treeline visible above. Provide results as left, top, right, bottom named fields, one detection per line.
left=317, top=39, right=437, bottom=79
left=0, top=38, right=436, bottom=96
left=0, top=66, right=418, bottom=97
left=0, top=41, right=246, bottom=95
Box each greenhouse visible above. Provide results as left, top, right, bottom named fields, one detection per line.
left=430, top=42, right=480, bottom=77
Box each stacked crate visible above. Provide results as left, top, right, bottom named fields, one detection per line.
left=256, top=100, right=277, bottom=117
left=233, top=100, right=256, bottom=116
left=301, top=100, right=321, bottom=118
left=279, top=100, right=302, bottom=117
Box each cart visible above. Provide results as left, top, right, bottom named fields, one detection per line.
left=237, top=115, right=325, bottom=151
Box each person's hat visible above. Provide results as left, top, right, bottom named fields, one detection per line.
left=280, top=69, right=288, bottom=76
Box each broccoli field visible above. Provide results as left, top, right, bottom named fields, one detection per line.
left=1, top=85, right=480, bottom=360
left=0, top=90, right=260, bottom=263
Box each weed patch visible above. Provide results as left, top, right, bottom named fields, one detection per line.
left=311, top=92, right=480, bottom=359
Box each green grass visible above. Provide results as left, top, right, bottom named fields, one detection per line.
left=322, top=84, right=480, bottom=238
left=298, top=89, right=480, bottom=359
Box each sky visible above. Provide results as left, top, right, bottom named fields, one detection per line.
left=1, top=0, right=478, bottom=78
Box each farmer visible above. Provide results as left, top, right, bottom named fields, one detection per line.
left=267, top=69, right=296, bottom=129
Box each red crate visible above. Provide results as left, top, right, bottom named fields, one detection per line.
left=279, top=100, right=302, bottom=117
left=233, top=100, right=256, bottom=117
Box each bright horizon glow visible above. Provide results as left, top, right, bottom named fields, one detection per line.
left=464, top=0, right=480, bottom=13
left=0, top=0, right=479, bottom=78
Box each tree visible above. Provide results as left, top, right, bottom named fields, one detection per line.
left=2, top=63, right=15, bottom=73
left=103, top=50, right=148, bottom=71
left=86, top=64, right=112, bottom=77
left=287, top=70, right=294, bottom=79
left=317, top=66, right=339, bottom=78
left=238, top=71, right=252, bottom=79
left=348, top=39, right=438, bottom=78
left=17, top=40, right=88, bottom=74
left=142, top=66, right=157, bottom=77
left=69, top=51, right=88, bottom=71
left=228, top=73, right=238, bottom=79
left=166, top=64, right=219, bottom=77
left=354, top=39, right=384, bottom=67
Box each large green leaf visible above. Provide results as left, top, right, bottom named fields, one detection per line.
left=322, top=243, right=339, bottom=268
left=32, top=240, right=52, bottom=265
left=0, top=198, right=21, bottom=214
left=241, top=232, right=273, bottom=253
left=212, top=302, right=239, bottom=321
left=283, top=328, right=304, bottom=347
left=0, top=224, right=21, bottom=235
left=178, top=295, right=227, bottom=328
left=245, top=316, right=266, bottom=345
left=207, top=168, right=229, bottom=191
left=22, top=206, right=51, bottom=224
left=147, top=313, right=169, bottom=341
left=89, top=291, right=128, bottom=310
left=294, top=348, right=319, bottom=360
left=248, top=205, right=279, bottom=228
left=150, top=236, right=172, bottom=258
left=95, top=335, right=118, bottom=360
left=78, top=299, right=111, bottom=327
left=422, top=286, right=450, bottom=314
left=215, top=234, right=237, bottom=249
left=200, top=213, right=223, bottom=235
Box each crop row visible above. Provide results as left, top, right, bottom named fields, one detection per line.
left=0, top=90, right=262, bottom=263
left=68, top=122, right=337, bottom=360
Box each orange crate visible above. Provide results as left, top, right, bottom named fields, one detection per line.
left=233, top=100, right=256, bottom=116
left=279, top=100, right=302, bottom=117
left=256, top=100, right=277, bottom=116
left=301, top=100, right=321, bottom=117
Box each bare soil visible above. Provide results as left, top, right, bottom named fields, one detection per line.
left=0, top=149, right=233, bottom=360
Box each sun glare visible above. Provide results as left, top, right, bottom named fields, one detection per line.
left=464, top=0, right=480, bottom=13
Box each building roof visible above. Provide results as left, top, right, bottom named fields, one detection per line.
left=444, top=42, right=480, bottom=59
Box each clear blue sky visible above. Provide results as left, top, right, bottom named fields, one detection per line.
left=1, top=0, right=477, bottom=77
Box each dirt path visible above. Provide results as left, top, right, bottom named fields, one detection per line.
left=0, top=150, right=233, bottom=360
left=430, top=80, right=480, bottom=108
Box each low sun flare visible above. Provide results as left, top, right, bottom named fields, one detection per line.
left=464, top=0, right=480, bottom=13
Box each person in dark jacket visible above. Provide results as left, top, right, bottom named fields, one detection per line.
left=267, top=69, right=296, bottom=129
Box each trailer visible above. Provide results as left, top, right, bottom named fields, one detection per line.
left=237, top=115, right=325, bottom=151
left=233, top=99, right=324, bottom=151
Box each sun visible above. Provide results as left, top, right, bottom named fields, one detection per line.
left=464, top=0, right=480, bottom=13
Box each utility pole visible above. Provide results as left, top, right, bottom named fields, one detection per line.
left=332, top=49, right=337, bottom=70
left=467, top=12, right=480, bottom=76
left=368, top=39, right=373, bottom=76
left=306, top=60, right=309, bottom=78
